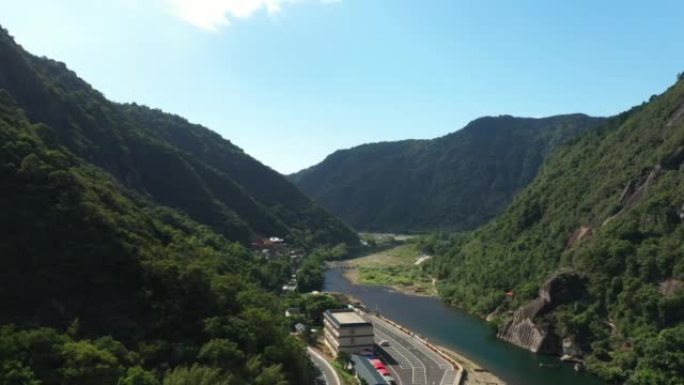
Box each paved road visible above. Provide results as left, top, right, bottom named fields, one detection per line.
left=367, top=314, right=458, bottom=385
left=308, top=346, right=341, bottom=385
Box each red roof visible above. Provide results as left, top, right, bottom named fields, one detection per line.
left=369, top=359, right=385, bottom=369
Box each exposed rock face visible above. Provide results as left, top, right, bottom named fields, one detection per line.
left=605, top=146, right=684, bottom=226
left=497, top=297, right=558, bottom=353
left=659, top=278, right=684, bottom=297
left=666, top=101, right=684, bottom=127
left=498, top=273, right=586, bottom=354
left=566, top=226, right=592, bottom=248
left=485, top=307, right=500, bottom=322
left=620, top=166, right=663, bottom=208
left=604, top=165, right=664, bottom=226
left=562, top=337, right=584, bottom=357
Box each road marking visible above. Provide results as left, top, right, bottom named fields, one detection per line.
left=375, top=329, right=425, bottom=384
left=375, top=327, right=427, bottom=384
left=307, top=347, right=341, bottom=385
left=370, top=315, right=459, bottom=385
left=387, top=361, right=405, bottom=385
left=375, top=330, right=413, bottom=369
left=439, top=369, right=457, bottom=385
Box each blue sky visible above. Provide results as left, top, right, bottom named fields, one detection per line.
left=1, top=1, right=683, bottom=173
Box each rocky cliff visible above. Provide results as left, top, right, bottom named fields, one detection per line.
left=497, top=272, right=587, bottom=354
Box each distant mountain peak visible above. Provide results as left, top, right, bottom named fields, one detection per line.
left=290, top=114, right=604, bottom=233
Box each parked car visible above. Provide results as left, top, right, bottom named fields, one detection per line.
left=379, top=340, right=390, bottom=347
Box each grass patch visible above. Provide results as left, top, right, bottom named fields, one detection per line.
left=348, top=244, right=436, bottom=295
left=332, top=360, right=359, bottom=385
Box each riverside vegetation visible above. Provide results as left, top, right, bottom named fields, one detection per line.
left=0, top=26, right=357, bottom=385
left=421, top=76, right=684, bottom=384
left=295, top=74, right=684, bottom=383
left=333, top=243, right=437, bottom=296
left=2, top=19, right=683, bottom=385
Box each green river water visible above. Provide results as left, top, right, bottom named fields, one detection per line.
left=323, top=268, right=605, bottom=385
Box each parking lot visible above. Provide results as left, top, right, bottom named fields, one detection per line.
left=365, top=314, right=458, bottom=385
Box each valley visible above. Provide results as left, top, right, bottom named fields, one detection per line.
left=1, top=3, right=683, bottom=384
left=302, top=76, right=684, bottom=385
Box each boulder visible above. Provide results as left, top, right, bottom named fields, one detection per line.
left=562, top=337, right=584, bottom=357
left=659, top=278, right=684, bottom=297
left=497, top=272, right=586, bottom=354
left=497, top=305, right=559, bottom=353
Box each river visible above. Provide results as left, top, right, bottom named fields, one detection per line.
left=323, top=268, right=605, bottom=385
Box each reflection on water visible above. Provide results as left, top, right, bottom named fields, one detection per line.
left=323, top=268, right=605, bottom=385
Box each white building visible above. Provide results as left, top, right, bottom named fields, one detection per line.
left=324, top=309, right=374, bottom=355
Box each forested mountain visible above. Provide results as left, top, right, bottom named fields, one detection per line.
left=0, top=86, right=312, bottom=384
left=290, top=114, right=604, bottom=233
left=0, top=27, right=356, bottom=247
left=0, top=26, right=348, bottom=385
left=423, top=77, right=684, bottom=384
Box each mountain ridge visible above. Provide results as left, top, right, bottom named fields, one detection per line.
left=0, top=26, right=356, bottom=246
left=290, top=113, right=604, bottom=233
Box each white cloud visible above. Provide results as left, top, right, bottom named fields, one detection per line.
left=167, top=0, right=339, bottom=31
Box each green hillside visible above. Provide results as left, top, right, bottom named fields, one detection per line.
left=425, top=78, right=684, bottom=384
left=0, top=26, right=352, bottom=385
left=290, top=114, right=603, bottom=233
left=0, top=89, right=313, bottom=384
left=0, top=27, right=356, bottom=247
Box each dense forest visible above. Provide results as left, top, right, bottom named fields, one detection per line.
left=0, top=26, right=354, bottom=385
left=0, top=87, right=314, bottom=384
left=0, top=26, right=356, bottom=247
left=423, top=77, right=684, bottom=384
left=290, top=114, right=603, bottom=233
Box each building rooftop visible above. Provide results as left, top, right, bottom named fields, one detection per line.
left=325, top=309, right=371, bottom=327
left=351, top=355, right=388, bottom=385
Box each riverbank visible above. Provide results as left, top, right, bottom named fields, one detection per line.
left=324, top=267, right=605, bottom=385
left=329, top=296, right=503, bottom=385
left=370, top=311, right=506, bottom=385
left=329, top=245, right=504, bottom=383
left=327, top=290, right=506, bottom=385
left=329, top=244, right=438, bottom=296
left=440, top=346, right=506, bottom=385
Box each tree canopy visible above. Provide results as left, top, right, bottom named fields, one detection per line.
left=425, top=77, right=684, bottom=384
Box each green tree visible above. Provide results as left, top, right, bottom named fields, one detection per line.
left=198, top=339, right=244, bottom=368
left=118, top=367, right=159, bottom=385
left=303, top=295, right=343, bottom=324
left=0, top=361, right=40, bottom=385
left=254, top=364, right=288, bottom=385
left=162, top=365, right=232, bottom=385
left=59, top=341, right=124, bottom=385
